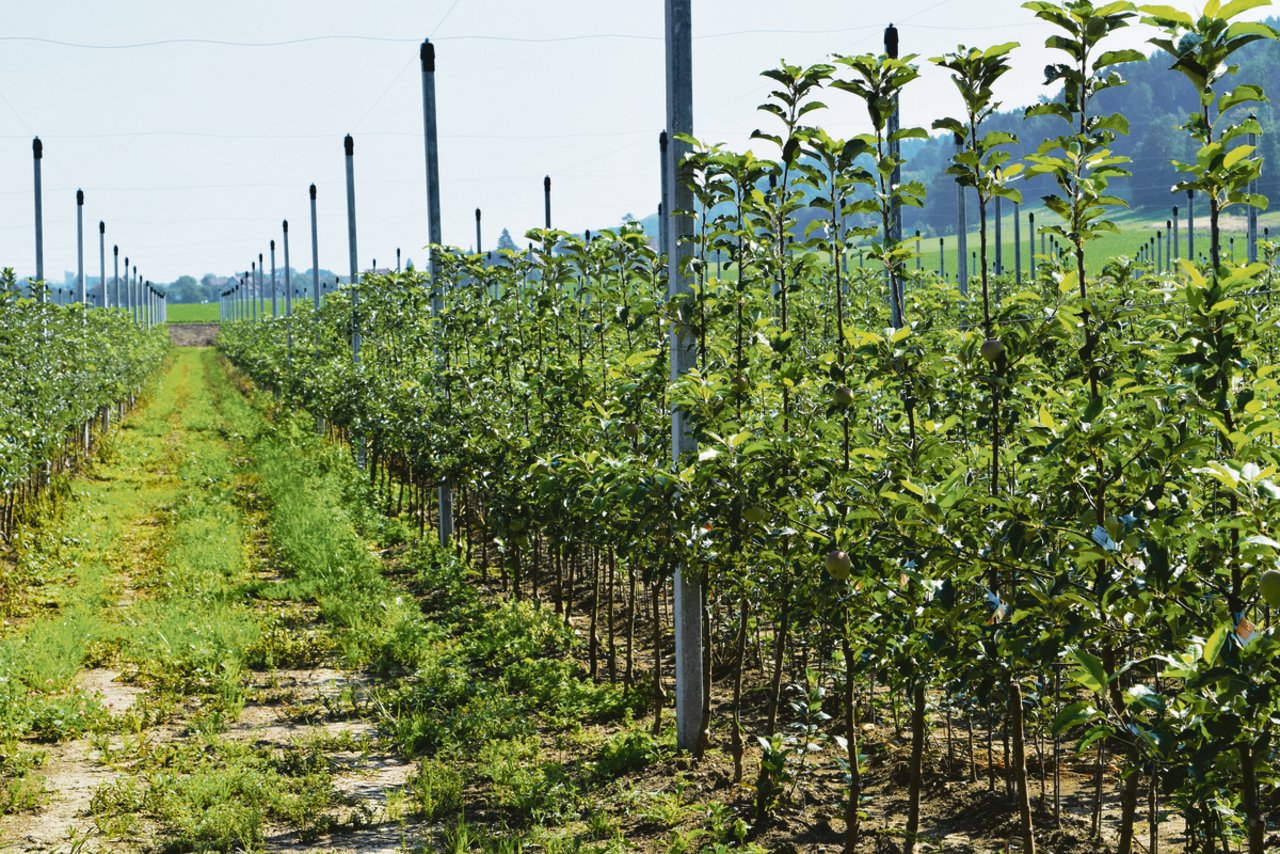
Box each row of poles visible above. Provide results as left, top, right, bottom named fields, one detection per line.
left=219, top=40, right=455, bottom=542
left=1135, top=209, right=1272, bottom=272
left=922, top=188, right=1271, bottom=283
left=28, top=138, right=166, bottom=326
left=928, top=176, right=1268, bottom=288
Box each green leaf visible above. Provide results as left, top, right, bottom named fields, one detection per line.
left=1072, top=648, right=1108, bottom=695
left=1096, top=49, right=1146, bottom=68
left=1222, top=145, right=1254, bottom=170
left=1140, top=5, right=1194, bottom=26
left=1053, top=702, right=1100, bottom=734
left=1219, top=0, right=1271, bottom=20
left=1203, top=623, right=1229, bottom=665
left=900, top=479, right=927, bottom=498
left=982, top=41, right=1020, bottom=60
left=1078, top=724, right=1113, bottom=753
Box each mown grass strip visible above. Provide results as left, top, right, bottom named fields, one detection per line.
left=222, top=362, right=661, bottom=850
left=85, top=350, right=355, bottom=852
left=4, top=349, right=347, bottom=850
left=0, top=353, right=187, bottom=748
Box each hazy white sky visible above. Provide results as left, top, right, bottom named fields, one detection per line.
left=0, top=0, right=1265, bottom=282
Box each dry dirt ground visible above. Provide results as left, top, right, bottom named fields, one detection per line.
left=0, top=667, right=416, bottom=854
left=167, top=323, right=219, bottom=347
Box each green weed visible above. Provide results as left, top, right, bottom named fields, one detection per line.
left=0, top=743, right=46, bottom=814
left=410, top=757, right=463, bottom=820
left=91, top=738, right=341, bottom=851
left=591, top=730, right=656, bottom=781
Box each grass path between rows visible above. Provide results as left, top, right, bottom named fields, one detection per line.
left=1, top=346, right=708, bottom=854
left=0, top=349, right=426, bottom=853
left=0, top=348, right=248, bottom=851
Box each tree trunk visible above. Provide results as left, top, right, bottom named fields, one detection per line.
left=626, top=563, right=636, bottom=688
left=553, top=542, right=563, bottom=613
left=1116, top=764, right=1141, bottom=854
left=842, top=635, right=861, bottom=852
left=651, top=579, right=667, bottom=736
left=607, top=548, right=617, bottom=683
left=904, top=680, right=926, bottom=854
left=589, top=547, right=600, bottom=680
left=767, top=590, right=791, bottom=734
left=1240, top=743, right=1264, bottom=854
left=1010, top=681, right=1036, bottom=854
left=731, top=598, right=748, bottom=783
left=699, top=583, right=711, bottom=756
left=1092, top=740, right=1106, bottom=839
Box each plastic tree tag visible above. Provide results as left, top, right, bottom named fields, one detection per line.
left=1236, top=615, right=1258, bottom=647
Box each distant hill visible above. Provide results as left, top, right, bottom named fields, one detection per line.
left=605, top=21, right=1280, bottom=244
left=903, top=17, right=1280, bottom=238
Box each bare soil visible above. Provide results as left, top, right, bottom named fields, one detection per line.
left=0, top=671, right=140, bottom=854
left=168, top=323, right=219, bottom=347
left=237, top=669, right=420, bottom=854
left=0, top=739, right=115, bottom=854
left=455, top=552, right=1199, bottom=853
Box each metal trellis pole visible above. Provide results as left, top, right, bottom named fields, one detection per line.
left=76, top=190, right=85, bottom=304
left=421, top=38, right=453, bottom=545
left=33, top=138, right=44, bottom=295
left=665, top=0, right=704, bottom=756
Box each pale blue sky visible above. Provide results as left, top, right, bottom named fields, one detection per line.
left=0, top=0, right=1262, bottom=282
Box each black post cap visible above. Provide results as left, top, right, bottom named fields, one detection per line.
left=885, top=24, right=899, bottom=59
left=660, top=130, right=667, bottom=147
left=283, top=219, right=289, bottom=232
left=259, top=252, right=263, bottom=262
left=421, top=40, right=435, bottom=72
left=475, top=207, right=481, bottom=220
left=77, top=189, right=84, bottom=204
left=271, top=239, right=275, bottom=250
left=344, top=134, right=354, bottom=156
left=544, top=176, right=551, bottom=191
left=310, top=184, right=317, bottom=200
left=99, top=221, right=105, bottom=233
left=1173, top=205, right=1179, bottom=215
left=113, top=245, right=118, bottom=255
left=1029, top=213, right=1035, bottom=223
left=33, top=137, right=42, bottom=158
